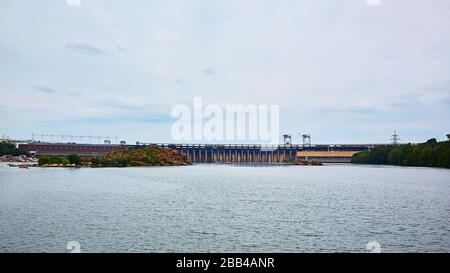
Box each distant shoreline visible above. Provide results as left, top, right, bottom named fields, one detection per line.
left=351, top=138, right=450, bottom=169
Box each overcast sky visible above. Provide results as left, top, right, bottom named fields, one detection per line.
left=1, top=0, right=449, bottom=144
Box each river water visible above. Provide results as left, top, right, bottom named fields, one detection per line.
left=0, top=163, right=449, bottom=252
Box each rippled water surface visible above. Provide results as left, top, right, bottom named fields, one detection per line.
left=0, top=163, right=449, bottom=252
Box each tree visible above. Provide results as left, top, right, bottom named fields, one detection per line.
left=370, top=148, right=389, bottom=164
left=48, top=156, right=62, bottom=165
left=351, top=151, right=370, bottom=164
left=113, top=157, right=128, bottom=167
left=62, top=159, right=70, bottom=166
left=351, top=138, right=449, bottom=169
left=91, top=156, right=105, bottom=166
left=38, top=156, right=50, bottom=166
left=403, top=147, right=420, bottom=166
left=0, top=141, right=29, bottom=156
left=388, top=148, right=401, bottom=165
left=66, top=154, right=81, bottom=165
left=418, top=146, right=434, bottom=166
left=38, top=156, right=61, bottom=165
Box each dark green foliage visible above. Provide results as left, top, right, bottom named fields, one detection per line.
left=90, top=156, right=128, bottom=167
left=0, top=141, right=29, bottom=156
left=112, top=157, right=129, bottom=167
left=352, top=138, right=450, bottom=168
left=48, top=156, right=62, bottom=164
left=38, top=156, right=50, bottom=165
left=66, top=154, right=81, bottom=165
left=387, top=148, right=401, bottom=165
left=38, top=156, right=62, bottom=165
left=143, top=154, right=158, bottom=165
left=351, top=151, right=370, bottom=164
left=90, top=156, right=104, bottom=166
left=62, top=159, right=70, bottom=166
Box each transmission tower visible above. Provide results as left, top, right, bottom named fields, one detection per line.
left=391, top=130, right=400, bottom=145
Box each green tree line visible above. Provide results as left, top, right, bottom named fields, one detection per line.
left=38, top=154, right=81, bottom=166
left=0, top=141, right=29, bottom=156
left=352, top=137, right=450, bottom=168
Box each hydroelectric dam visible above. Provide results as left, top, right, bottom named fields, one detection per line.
left=18, top=143, right=389, bottom=163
